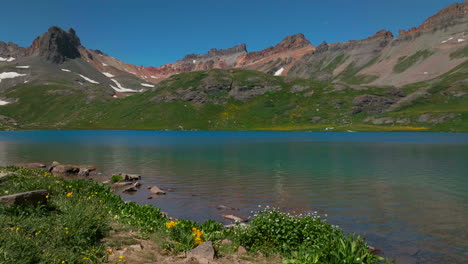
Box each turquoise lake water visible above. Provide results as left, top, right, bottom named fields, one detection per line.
left=0, top=131, right=467, bottom=263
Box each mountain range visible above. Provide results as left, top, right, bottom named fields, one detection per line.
left=0, top=2, right=466, bottom=131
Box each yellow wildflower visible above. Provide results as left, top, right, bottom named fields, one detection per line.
left=66, top=192, right=73, bottom=198
left=166, top=221, right=178, bottom=229
left=192, top=227, right=204, bottom=245
left=35, top=231, right=41, bottom=236
left=82, top=257, right=90, bottom=260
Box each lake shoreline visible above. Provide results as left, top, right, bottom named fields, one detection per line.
left=0, top=165, right=390, bottom=263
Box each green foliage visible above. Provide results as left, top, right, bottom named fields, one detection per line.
left=393, top=50, right=433, bottom=73
left=336, top=58, right=379, bottom=84
left=227, top=208, right=384, bottom=263
left=323, top=54, right=347, bottom=72
left=449, top=45, right=468, bottom=59
left=110, top=175, right=124, bottom=183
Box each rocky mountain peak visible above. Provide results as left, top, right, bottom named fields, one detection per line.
left=27, top=26, right=82, bottom=64
left=399, top=2, right=468, bottom=36
left=365, top=30, right=394, bottom=40
left=276, top=33, right=312, bottom=50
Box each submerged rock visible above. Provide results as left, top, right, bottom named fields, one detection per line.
left=216, top=204, right=239, bottom=211
left=221, top=214, right=248, bottom=222
left=149, top=186, right=166, bottom=195
left=123, top=187, right=137, bottom=193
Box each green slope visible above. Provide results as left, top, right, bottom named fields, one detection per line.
left=0, top=68, right=467, bottom=132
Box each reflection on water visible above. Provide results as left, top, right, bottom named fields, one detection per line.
left=0, top=131, right=467, bottom=263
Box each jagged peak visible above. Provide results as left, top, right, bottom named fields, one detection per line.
left=26, top=26, right=82, bottom=64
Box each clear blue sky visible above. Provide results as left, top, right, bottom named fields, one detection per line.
left=0, top=0, right=461, bottom=66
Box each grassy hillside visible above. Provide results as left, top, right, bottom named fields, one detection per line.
left=0, top=67, right=466, bottom=132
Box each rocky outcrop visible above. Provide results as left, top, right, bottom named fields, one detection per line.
left=351, top=94, right=396, bottom=114
left=0, top=190, right=49, bottom=206
left=26, top=26, right=82, bottom=64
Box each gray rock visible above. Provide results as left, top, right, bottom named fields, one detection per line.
left=0, top=190, right=49, bottom=206
left=187, top=241, right=214, bottom=261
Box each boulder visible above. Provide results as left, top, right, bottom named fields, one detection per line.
left=0, top=190, right=49, bottom=206
left=149, top=186, right=166, bottom=195
left=187, top=241, right=214, bottom=262
left=221, top=214, right=248, bottom=222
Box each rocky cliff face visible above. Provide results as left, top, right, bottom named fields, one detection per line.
left=399, top=2, right=468, bottom=36
left=0, top=42, right=26, bottom=58
left=26, top=26, right=82, bottom=64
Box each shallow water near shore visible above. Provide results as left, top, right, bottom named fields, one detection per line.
left=0, top=131, right=467, bottom=263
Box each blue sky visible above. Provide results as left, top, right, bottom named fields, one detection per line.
left=0, top=0, right=461, bottom=66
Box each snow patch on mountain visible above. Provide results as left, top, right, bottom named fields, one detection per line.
left=110, top=79, right=142, bottom=93
left=61, top=69, right=71, bottom=72
left=0, top=99, right=12, bottom=105
left=16, top=66, right=30, bottom=69
left=102, top=72, right=115, bottom=78
left=141, top=83, right=155, bottom=88
left=274, top=67, right=284, bottom=76
left=78, top=74, right=99, bottom=84
left=0, top=57, right=15, bottom=62
left=0, top=72, right=26, bottom=82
